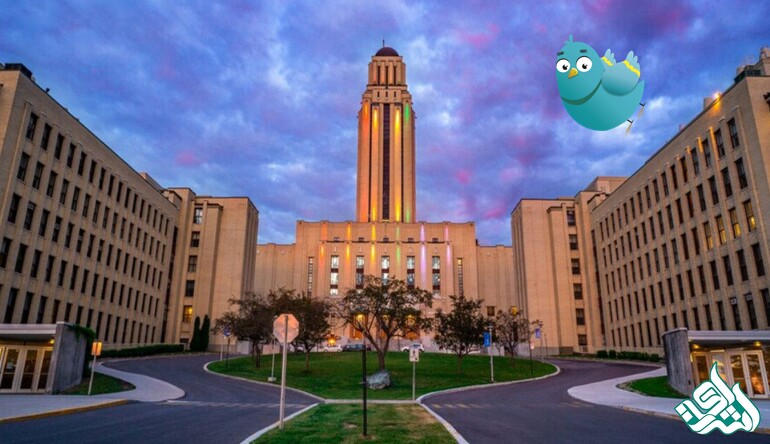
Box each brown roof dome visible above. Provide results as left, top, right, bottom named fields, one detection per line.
left=375, top=47, right=399, bottom=57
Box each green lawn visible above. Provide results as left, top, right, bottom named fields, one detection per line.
left=62, top=371, right=135, bottom=395
left=627, top=376, right=685, bottom=398
left=254, top=404, right=455, bottom=444
left=209, top=351, right=555, bottom=400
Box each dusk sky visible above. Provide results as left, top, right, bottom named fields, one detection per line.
left=3, top=1, right=767, bottom=245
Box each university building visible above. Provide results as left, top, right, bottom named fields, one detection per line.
left=0, top=62, right=258, bottom=392
left=254, top=47, right=515, bottom=345
left=514, top=48, right=770, bottom=397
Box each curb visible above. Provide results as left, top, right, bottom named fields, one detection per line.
left=0, top=399, right=130, bottom=424
left=551, top=356, right=664, bottom=368
left=416, top=362, right=561, bottom=403
left=421, top=403, right=469, bottom=444
left=202, top=361, right=325, bottom=403
left=325, top=399, right=416, bottom=404
left=238, top=403, right=320, bottom=444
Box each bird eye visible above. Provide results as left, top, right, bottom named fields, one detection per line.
left=576, top=56, right=592, bottom=72
left=556, top=59, right=570, bottom=73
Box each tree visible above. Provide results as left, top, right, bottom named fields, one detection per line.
left=269, top=288, right=332, bottom=371
left=337, top=275, right=433, bottom=371
left=495, top=308, right=530, bottom=368
left=433, top=295, right=486, bottom=373
left=190, top=316, right=202, bottom=351
left=214, top=293, right=273, bottom=368
left=200, top=315, right=211, bottom=351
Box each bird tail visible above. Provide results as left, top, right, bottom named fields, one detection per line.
left=637, top=102, right=645, bottom=119
left=626, top=119, right=634, bottom=135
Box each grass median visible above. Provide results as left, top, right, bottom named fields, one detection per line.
left=208, top=351, right=555, bottom=400
left=62, top=371, right=135, bottom=395
left=253, top=404, right=455, bottom=444
left=626, top=376, right=685, bottom=398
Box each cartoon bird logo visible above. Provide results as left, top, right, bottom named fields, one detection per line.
left=556, top=35, right=645, bottom=132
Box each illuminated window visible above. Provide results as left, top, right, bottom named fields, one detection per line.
left=331, top=255, right=339, bottom=269
left=716, top=215, right=727, bottom=245
left=457, top=258, right=464, bottom=297
left=182, top=306, right=193, bottom=323
left=406, top=255, right=415, bottom=289
left=432, top=255, right=440, bottom=294
left=729, top=208, right=741, bottom=238
left=743, top=200, right=756, bottom=232
left=355, top=255, right=364, bottom=289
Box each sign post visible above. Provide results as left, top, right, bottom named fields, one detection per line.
left=273, top=313, right=299, bottom=431
left=221, top=326, right=230, bottom=362
left=485, top=324, right=495, bottom=383
left=409, top=348, right=420, bottom=400
left=88, top=341, right=103, bottom=396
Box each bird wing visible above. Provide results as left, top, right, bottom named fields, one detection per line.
left=601, top=50, right=641, bottom=96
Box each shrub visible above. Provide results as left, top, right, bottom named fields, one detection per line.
left=649, top=353, right=661, bottom=362
left=101, top=344, right=184, bottom=358
left=608, top=350, right=617, bottom=359
left=596, top=350, right=608, bottom=358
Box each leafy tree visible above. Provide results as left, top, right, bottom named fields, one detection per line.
left=214, top=293, right=273, bottom=368
left=269, top=288, right=332, bottom=371
left=337, top=275, right=433, bottom=371
left=200, top=315, right=211, bottom=351
left=495, top=309, right=530, bottom=368
left=190, top=316, right=202, bottom=351
left=433, top=295, right=486, bottom=373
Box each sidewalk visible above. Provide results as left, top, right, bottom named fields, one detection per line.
left=568, top=366, right=770, bottom=432
left=0, top=362, right=184, bottom=423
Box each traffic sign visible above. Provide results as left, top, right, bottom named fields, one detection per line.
left=273, top=313, right=299, bottom=344
left=223, top=326, right=230, bottom=337
left=483, top=331, right=491, bottom=347
left=409, top=348, right=420, bottom=363
left=534, top=327, right=541, bottom=339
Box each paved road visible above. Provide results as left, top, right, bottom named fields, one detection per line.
left=0, top=354, right=315, bottom=444
left=425, top=359, right=766, bottom=443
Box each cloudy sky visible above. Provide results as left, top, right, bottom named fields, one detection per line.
left=2, top=1, right=767, bottom=245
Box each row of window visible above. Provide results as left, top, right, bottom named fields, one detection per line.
left=323, top=254, right=446, bottom=296
left=610, top=289, right=770, bottom=349
left=599, top=118, right=744, bottom=243
left=602, top=198, right=757, bottom=270
left=22, top=111, right=170, bottom=237
left=607, top=245, right=766, bottom=321
left=9, top=172, right=168, bottom=263
left=3, top=285, right=158, bottom=344
left=0, top=238, right=164, bottom=310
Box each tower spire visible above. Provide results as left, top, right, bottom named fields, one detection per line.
left=356, top=47, right=416, bottom=223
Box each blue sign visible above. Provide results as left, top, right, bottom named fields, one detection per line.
left=483, top=332, right=491, bottom=347
left=223, top=326, right=231, bottom=338
left=534, top=328, right=541, bottom=339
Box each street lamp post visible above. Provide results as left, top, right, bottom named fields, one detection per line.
left=356, top=311, right=368, bottom=437
left=487, top=322, right=495, bottom=383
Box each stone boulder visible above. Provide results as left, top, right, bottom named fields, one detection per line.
left=366, top=369, right=391, bottom=390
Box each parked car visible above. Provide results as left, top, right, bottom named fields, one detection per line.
left=342, top=343, right=372, bottom=352
left=401, top=343, right=425, bottom=352
left=322, top=344, right=342, bottom=352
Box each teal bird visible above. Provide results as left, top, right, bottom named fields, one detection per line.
left=556, top=35, right=645, bottom=132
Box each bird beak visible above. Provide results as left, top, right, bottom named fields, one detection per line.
left=568, top=68, right=578, bottom=79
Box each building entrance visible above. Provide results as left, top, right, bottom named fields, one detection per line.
left=0, top=346, right=53, bottom=393
left=692, top=350, right=769, bottom=399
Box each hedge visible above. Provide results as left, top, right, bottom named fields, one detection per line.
left=597, top=349, right=660, bottom=362
left=101, top=344, right=185, bottom=358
